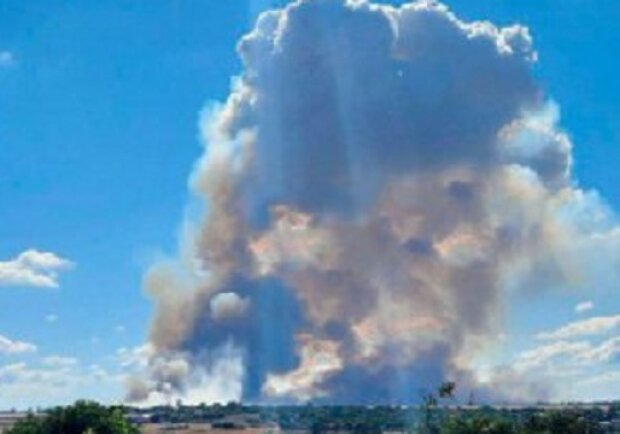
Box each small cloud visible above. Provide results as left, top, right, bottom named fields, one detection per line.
left=536, top=314, right=620, bottom=340
left=115, top=325, right=126, bottom=333
left=575, top=301, right=594, bottom=314
left=117, top=343, right=154, bottom=369
left=0, top=334, right=37, bottom=354
left=0, top=249, right=74, bottom=288
left=0, top=51, right=15, bottom=68
left=45, top=314, right=59, bottom=323
left=42, top=355, right=78, bottom=367
left=91, top=367, right=110, bottom=381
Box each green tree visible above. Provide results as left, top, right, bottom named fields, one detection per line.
left=421, top=381, right=457, bottom=434
left=7, top=401, right=139, bottom=434
left=4, top=415, right=43, bottom=434
left=442, top=415, right=516, bottom=434
left=439, top=382, right=456, bottom=399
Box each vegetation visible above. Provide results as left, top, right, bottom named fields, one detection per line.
left=7, top=400, right=138, bottom=434
left=5, top=398, right=619, bottom=434
left=127, top=400, right=617, bottom=433
left=440, top=411, right=606, bottom=434
left=442, top=415, right=517, bottom=434
left=420, top=381, right=457, bottom=433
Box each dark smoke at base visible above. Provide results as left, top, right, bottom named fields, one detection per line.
left=127, top=0, right=620, bottom=404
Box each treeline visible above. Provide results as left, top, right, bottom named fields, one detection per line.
left=7, top=401, right=138, bottom=434
left=438, top=411, right=607, bottom=434
left=132, top=400, right=619, bottom=433
left=300, top=408, right=614, bottom=434
left=6, top=399, right=620, bottom=434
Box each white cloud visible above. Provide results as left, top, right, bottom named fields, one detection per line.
left=0, top=359, right=122, bottom=409
left=117, top=344, right=154, bottom=369
left=0, top=334, right=37, bottom=354
left=0, top=362, right=27, bottom=377
left=0, top=51, right=15, bottom=67
left=42, top=356, right=79, bottom=367
left=517, top=340, right=591, bottom=369
left=480, top=333, right=620, bottom=402
left=580, top=336, right=620, bottom=364
left=575, top=301, right=594, bottom=313
left=571, top=370, right=620, bottom=401
left=578, top=370, right=620, bottom=392
left=516, top=336, right=619, bottom=368
left=536, top=314, right=620, bottom=340
left=45, top=314, right=59, bottom=323
left=0, top=249, right=74, bottom=288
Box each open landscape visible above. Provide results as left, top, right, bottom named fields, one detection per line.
left=1, top=0, right=619, bottom=431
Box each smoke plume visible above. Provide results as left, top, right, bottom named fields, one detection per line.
left=129, top=0, right=620, bottom=404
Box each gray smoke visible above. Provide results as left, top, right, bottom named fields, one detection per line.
left=128, top=0, right=620, bottom=404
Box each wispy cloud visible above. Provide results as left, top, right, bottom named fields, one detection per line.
left=517, top=340, right=591, bottom=368
left=0, top=334, right=37, bottom=354
left=581, top=336, right=620, bottom=364
left=42, top=355, right=79, bottom=368
left=0, top=249, right=74, bottom=288
left=517, top=336, right=620, bottom=368
left=575, top=301, right=594, bottom=314
left=535, top=314, right=620, bottom=340
left=488, top=334, right=620, bottom=401
left=0, top=51, right=15, bottom=67
left=116, top=344, right=154, bottom=369
left=0, top=359, right=120, bottom=409
left=45, top=314, right=59, bottom=323
left=579, top=370, right=620, bottom=387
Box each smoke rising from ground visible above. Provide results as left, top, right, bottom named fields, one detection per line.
left=129, top=0, right=620, bottom=404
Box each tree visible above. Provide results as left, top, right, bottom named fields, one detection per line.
left=439, top=382, right=456, bottom=399
left=421, top=381, right=457, bottom=434
left=4, top=415, right=43, bottom=434
left=511, top=410, right=597, bottom=434
left=7, top=401, right=139, bottom=434
left=442, top=415, right=516, bottom=434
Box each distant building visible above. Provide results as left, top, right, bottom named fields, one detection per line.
left=127, top=412, right=154, bottom=424
left=0, top=412, right=38, bottom=433
left=208, top=413, right=265, bottom=430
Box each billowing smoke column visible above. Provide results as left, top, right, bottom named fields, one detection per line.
left=129, top=0, right=620, bottom=404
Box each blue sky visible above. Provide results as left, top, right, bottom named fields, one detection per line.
left=0, top=0, right=619, bottom=407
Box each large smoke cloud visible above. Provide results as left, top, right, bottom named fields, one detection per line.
left=129, top=0, right=620, bottom=404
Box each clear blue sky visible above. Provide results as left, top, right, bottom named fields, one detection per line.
left=0, top=0, right=619, bottom=407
